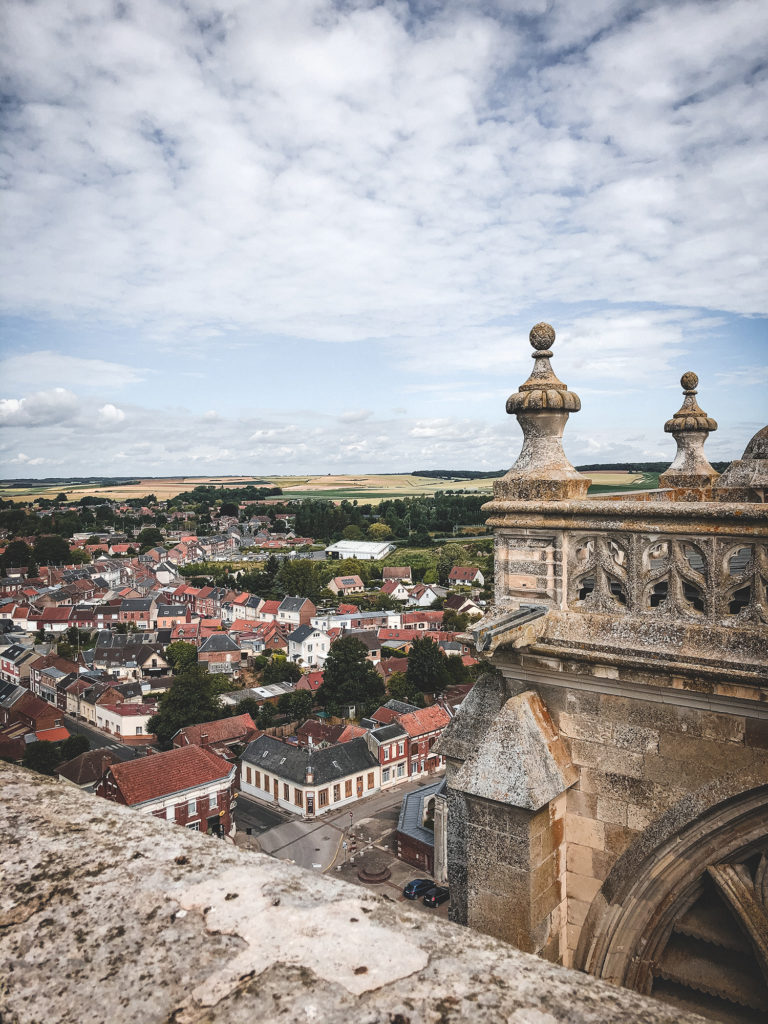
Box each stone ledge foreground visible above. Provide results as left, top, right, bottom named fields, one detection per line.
left=0, top=764, right=703, bottom=1024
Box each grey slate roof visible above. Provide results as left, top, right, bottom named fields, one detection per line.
left=370, top=723, right=408, bottom=743
left=278, top=596, right=309, bottom=613
left=242, top=734, right=377, bottom=786
left=383, top=699, right=420, bottom=715
left=288, top=624, right=315, bottom=644
left=199, top=634, right=240, bottom=654
left=396, top=778, right=446, bottom=846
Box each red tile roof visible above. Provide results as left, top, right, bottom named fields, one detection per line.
left=174, top=713, right=258, bottom=747
left=397, top=705, right=451, bottom=737
left=296, top=670, right=324, bottom=692
left=108, top=745, right=234, bottom=806
left=36, top=726, right=70, bottom=742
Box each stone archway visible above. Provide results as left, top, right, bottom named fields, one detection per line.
left=576, top=771, right=768, bottom=1022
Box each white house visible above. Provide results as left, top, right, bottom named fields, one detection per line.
left=287, top=625, right=331, bottom=668
left=325, top=540, right=396, bottom=561
left=240, top=734, right=380, bottom=818
left=94, top=702, right=155, bottom=740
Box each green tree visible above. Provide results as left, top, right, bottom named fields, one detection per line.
left=442, top=609, right=471, bottom=632
left=219, top=501, right=238, bottom=517
left=33, top=534, right=72, bottom=565
left=280, top=689, right=314, bottom=722
left=68, top=548, right=91, bottom=565
left=147, top=666, right=224, bottom=749
left=406, top=637, right=450, bottom=696
left=317, top=636, right=385, bottom=718
left=342, top=524, right=364, bottom=540
left=137, top=527, right=163, bottom=548
left=386, top=671, right=423, bottom=707
left=2, top=540, right=32, bottom=568
left=262, top=657, right=302, bottom=687
left=60, top=734, right=90, bottom=761
left=227, top=696, right=262, bottom=721
left=165, top=640, right=199, bottom=674
left=23, top=740, right=62, bottom=775
left=258, top=703, right=275, bottom=729
left=437, top=542, right=466, bottom=585
left=367, top=522, right=392, bottom=540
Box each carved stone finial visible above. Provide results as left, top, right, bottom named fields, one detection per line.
left=659, top=371, right=719, bottom=493
left=713, top=424, right=768, bottom=503
left=495, top=323, right=590, bottom=501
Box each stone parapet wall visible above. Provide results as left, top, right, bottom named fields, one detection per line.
left=0, top=763, right=702, bottom=1024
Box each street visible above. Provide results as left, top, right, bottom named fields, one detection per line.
left=63, top=715, right=142, bottom=760
left=236, top=775, right=441, bottom=872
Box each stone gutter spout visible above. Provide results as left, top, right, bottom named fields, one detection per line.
left=471, top=604, right=548, bottom=653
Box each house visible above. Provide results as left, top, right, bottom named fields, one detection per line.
left=256, top=599, right=281, bottom=623
left=376, top=656, right=410, bottom=685
left=172, top=713, right=260, bottom=760
left=364, top=723, right=409, bottom=788
left=96, top=745, right=237, bottom=836
left=198, top=633, right=243, bottom=674
left=395, top=778, right=446, bottom=875
left=240, top=734, right=379, bottom=817
left=118, top=598, right=157, bottom=630
left=277, top=596, right=316, bottom=628
left=397, top=704, right=451, bottom=777
left=327, top=575, right=365, bottom=597
left=155, top=604, right=191, bottom=629
left=58, top=748, right=128, bottom=791
left=295, top=670, right=323, bottom=693
left=342, top=628, right=381, bottom=663
left=325, top=540, right=396, bottom=561
left=0, top=643, right=37, bottom=685
left=406, top=583, right=447, bottom=607
left=383, top=567, right=412, bottom=584
left=443, top=594, right=483, bottom=618
left=93, top=703, right=155, bottom=743
left=380, top=579, right=410, bottom=601
left=287, top=624, right=331, bottom=668
left=448, top=566, right=485, bottom=587
left=36, top=606, right=77, bottom=633
left=0, top=687, right=61, bottom=733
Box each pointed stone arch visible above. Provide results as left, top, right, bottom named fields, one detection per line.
left=576, top=768, right=768, bottom=1019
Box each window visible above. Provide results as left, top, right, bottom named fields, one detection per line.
left=333, top=784, right=341, bottom=802
left=382, top=747, right=389, bottom=761
left=187, top=799, right=196, bottom=815
left=245, top=766, right=252, bottom=784
left=294, top=789, right=303, bottom=807
left=136, top=726, right=143, bottom=735
left=398, top=741, right=404, bottom=756
left=186, top=821, right=200, bottom=831
left=345, top=779, right=352, bottom=798
left=318, top=789, right=329, bottom=807
left=166, top=806, right=174, bottom=821
left=283, top=783, right=290, bottom=800
left=208, top=793, right=217, bottom=810
left=382, top=768, right=390, bottom=782
left=367, top=772, right=374, bottom=789
left=263, top=774, right=269, bottom=790
left=397, top=763, right=405, bottom=778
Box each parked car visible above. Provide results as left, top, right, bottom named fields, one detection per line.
left=422, top=886, right=450, bottom=907
left=403, top=879, right=434, bottom=900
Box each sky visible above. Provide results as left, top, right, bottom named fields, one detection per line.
left=1, top=0, right=766, bottom=478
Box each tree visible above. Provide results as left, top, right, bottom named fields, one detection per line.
left=442, top=609, right=471, bottom=633
left=437, top=542, right=466, bottom=585
left=386, top=671, right=423, bottom=707
left=23, top=740, right=62, bottom=775
left=137, top=527, right=163, bottom=548
left=284, top=689, right=314, bottom=722
left=147, top=666, right=224, bottom=749
left=406, top=637, right=450, bottom=696
left=367, top=522, right=392, bottom=541
left=258, top=703, right=275, bottom=729
left=262, top=657, right=302, bottom=687
left=219, top=501, right=238, bottom=517
left=165, top=641, right=199, bottom=674
left=33, top=534, right=71, bottom=565
left=227, top=696, right=262, bottom=721
left=2, top=540, right=32, bottom=568
left=317, top=636, right=385, bottom=718
left=342, top=524, right=364, bottom=541
left=60, top=734, right=90, bottom=761
left=68, top=548, right=91, bottom=565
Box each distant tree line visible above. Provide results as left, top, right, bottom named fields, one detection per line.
left=576, top=461, right=730, bottom=472
left=412, top=469, right=504, bottom=479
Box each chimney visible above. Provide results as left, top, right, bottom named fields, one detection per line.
left=200, top=732, right=209, bottom=747
left=305, top=760, right=314, bottom=785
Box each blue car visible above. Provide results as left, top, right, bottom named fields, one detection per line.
left=403, top=878, right=434, bottom=900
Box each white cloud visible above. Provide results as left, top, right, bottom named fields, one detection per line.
left=97, top=403, right=126, bottom=425
left=0, top=388, right=80, bottom=427
left=10, top=452, right=45, bottom=465
left=0, top=0, right=765, bottom=348
left=0, top=352, right=146, bottom=391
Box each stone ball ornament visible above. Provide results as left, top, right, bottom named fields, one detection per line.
left=680, top=371, right=699, bottom=392
left=529, top=322, right=556, bottom=351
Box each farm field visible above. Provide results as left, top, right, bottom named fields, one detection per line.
left=0, top=470, right=652, bottom=504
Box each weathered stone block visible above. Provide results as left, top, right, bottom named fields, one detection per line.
left=567, top=788, right=598, bottom=817
left=558, top=712, right=612, bottom=744
left=566, top=870, right=603, bottom=904
left=612, top=723, right=659, bottom=754
left=745, top=717, right=768, bottom=749
left=566, top=843, right=593, bottom=876
left=567, top=896, right=591, bottom=927
left=627, top=803, right=654, bottom=831
left=596, top=795, right=628, bottom=826
left=566, top=814, right=605, bottom=851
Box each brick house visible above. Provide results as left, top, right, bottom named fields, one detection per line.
left=94, top=703, right=155, bottom=743
left=96, top=745, right=237, bottom=836
left=118, top=598, right=157, bottom=630
left=197, top=633, right=243, bottom=675
left=172, top=713, right=260, bottom=760
left=277, top=596, right=316, bottom=628
left=364, top=723, right=409, bottom=788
